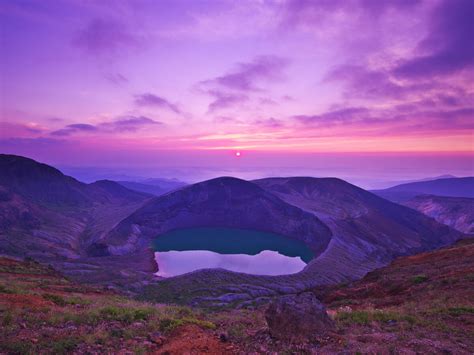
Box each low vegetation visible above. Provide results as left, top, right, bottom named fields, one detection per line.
left=0, top=257, right=218, bottom=354
left=1, top=239, right=473, bottom=354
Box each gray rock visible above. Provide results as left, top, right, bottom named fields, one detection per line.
left=265, top=292, right=334, bottom=342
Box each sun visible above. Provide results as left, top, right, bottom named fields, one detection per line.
left=235, top=151, right=241, bottom=157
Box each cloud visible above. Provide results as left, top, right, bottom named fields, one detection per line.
left=51, top=123, right=97, bottom=136
left=254, top=117, right=284, bottom=128
left=101, top=115, right=163, bottom=132
left=325, top=63, right=473, bottom=109
left=325, top=65, right=426, bottom=99
left=291, top=104, right=474, bottom=136
left=282, top=0, right=422, bottom=31
left=0, top=122, right=44, bottom=137
left=134, top=93, right=181, bottom=114
left=393, top=0, right=474, bottom=78
left=104, top=72, right=128, bottom=85
left=207, top=90, right=249, bottom=112
left=50, top=116, right=162, bottom=136
left=201, top=55, right=289, bottom=92
left=198, top=55, right=289, bottom=111
left=73, top=18, right=141, bottom=56
left=294, top=107, right=371, bottom=126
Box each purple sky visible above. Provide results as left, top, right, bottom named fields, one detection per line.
left=0, top=0, right=473, bottom=184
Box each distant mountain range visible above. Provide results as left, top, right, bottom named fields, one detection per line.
left=371, top=177, right=474, bottom=234
left=0, top=154, right=466, bottom=304
left=116, top=179, right=187, bottom=196
left=371, top=177, right=474, bottom=203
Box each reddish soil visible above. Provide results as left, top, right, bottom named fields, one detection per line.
left=156, top=325, right=236, bottom=354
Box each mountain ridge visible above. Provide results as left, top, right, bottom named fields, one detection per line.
left=372, top=177, right=474, bottom=203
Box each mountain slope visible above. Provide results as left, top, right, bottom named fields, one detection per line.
left=404, top=195, right=474, bottom=234
left=372, top=177, right=474, bottom=203
left=132, top=177, right=460, bottom=306
left=253, top=177, right=459, bottom=280
left=0, top=155, right=152, bottom=286
left=106, top=177, right=332, bottom=257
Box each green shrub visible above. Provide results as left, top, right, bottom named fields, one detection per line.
left=158, top=317, right=216, bottom=332
left=43, top=293, right=68, bottom=306
left=1, top=311, right=15, bottom=326
left=336, top=309, right=416, bottom=325
left=337, top=310, right=370, bottom=325
left=97, top=306, right=155, bottom=323
left=51, top=338, right=78, bottom=354
left=411, top=274, right=429, bottom=284
left=447, top=306, right=474, bottom=316
left=0, top=284, right=16, bottom=294
left=1, top=340, right=34, bottom=354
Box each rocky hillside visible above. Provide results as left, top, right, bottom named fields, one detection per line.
left=135, top=177, right=459, bottom=306
left=404, top=195, right=474, bottom=234
left=224, top=238, right=474, bottom=353
left=0, top=154, right=153, bottom=288
left=105, top=177, right=332, bottom=257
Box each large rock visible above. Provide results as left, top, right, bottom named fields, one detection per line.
left=265, top=292, right=334, bottom=342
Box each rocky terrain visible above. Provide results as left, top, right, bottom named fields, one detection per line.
left=136, top=177, right=460, bottom=306
left=0, top=154, right=155, bottom=290
left=404, top=195, right=474, bottom=234
left=0, top=154, right=465, bottom=305
left=1, top=238, right=472, bottom=354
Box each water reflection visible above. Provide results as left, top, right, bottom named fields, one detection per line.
left=155, top=250, right=307, bottom=277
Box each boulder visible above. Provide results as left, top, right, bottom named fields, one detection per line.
left=265, top=292, right=334, bottom=342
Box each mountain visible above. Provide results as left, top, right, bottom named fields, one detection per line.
left=0, top=154, right=153, bottom=287
left=118, top=177, right=460, bottom=306
left=371, top=177, right=474, bottom=203
left=116, top=179, right=186, bottom=196
left=404, top=195, right=474, bottom=234
left=105, top=177, right=332, bottom=257
left=141, top=177, right=187, bottom=190
left=0, top=155, right=463, bottom=303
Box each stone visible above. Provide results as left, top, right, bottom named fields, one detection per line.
left=265, top=292, right=335, bottom=342
left=219, top=332, right=228, bottom=342
left=148, top=332, right=165, bottom=346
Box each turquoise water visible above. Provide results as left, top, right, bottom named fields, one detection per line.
left=152, top=227, right=314, bottom=277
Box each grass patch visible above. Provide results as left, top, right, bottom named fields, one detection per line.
left=43, top=293, right=68, bottom=306
left=411, top=274, right=429, bottom=284
left=336, top=309, right=416, bottom=326
left=51, top=338, right=79, bottom=354
left=447, top=306, right=474, bottom=316
left=1, top=340, right=34, bottom=354
left=159, top=317, right=216, bottom=333
left=97, top=305, right=156, bottom=323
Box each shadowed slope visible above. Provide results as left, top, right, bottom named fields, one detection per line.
left=404, top=195, right=474, bottom=234
left=0, top=155, right=152, bottom=287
